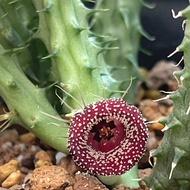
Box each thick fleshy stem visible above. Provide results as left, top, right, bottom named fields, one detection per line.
left=0, top=0, right=110, bottom=152
left=144, top=4, right=190, bottom=189
left=91, top=0, right=151, bottom=103
left=114, top=165, right=140, bottom=188
left=97, top=165, right=140, bottom=187
left=32, top=0, right=110, bottom=109
left=0, top=47, right=69, bottom=153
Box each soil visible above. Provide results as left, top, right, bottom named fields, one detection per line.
left=0, top=60, right=180, bottom=190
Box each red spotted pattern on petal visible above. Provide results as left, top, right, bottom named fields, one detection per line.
left=68, top=98, right=148, bottom=175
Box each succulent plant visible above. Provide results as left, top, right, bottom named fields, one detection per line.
left=0, top=0, right=148, bottom=188
left=91, top=0, right=151, bottom=103
left=144, top=4, right=190, bottom=190
left=0, top=0, right=109, bottom=152
left=88, top=0, right=151, bottom=187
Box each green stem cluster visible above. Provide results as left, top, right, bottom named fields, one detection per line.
left=0, top=49, right=69, bottom=152
left=32, top=0, right=109, bottom=108
left=91, top=0, right=149, bottom=103
left=144, top=4, right=190, bottom=190
left=0, top=0, right=144, bottom=188
left=0, top=0, right=109, bottom=152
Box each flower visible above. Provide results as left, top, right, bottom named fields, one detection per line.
left=68, top=98, right=148, bottom=175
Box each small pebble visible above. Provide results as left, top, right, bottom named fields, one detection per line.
left=151, top=116, right=164, bottom=130
left=19, top=132, right=36, bottom=144
left=1, top=142, right=13, bottom=150
left=20, top=167, right=30, bottom=174
left=0, top=130, right=18, bottom=144
left=0, top=160, right=19, bottom=184
left=55, top=152, right=66, bottom=165
left=21, top=152, right=35, bottom=169
left=58, top=155, right=82, bottom=175
left=1, top=170, right=22, bottom=188
left=139, top=99, right=166, bottom=130
left=74, top=172, right=108, bottom=190
left=30, top=165, right=74, bottom=190
left=34, top=150, right=53, bottom=168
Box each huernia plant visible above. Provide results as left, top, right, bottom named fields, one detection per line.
left=0, top=0, right=148, bottom=188
left=89, top=0, right=151, bottom=186
left=145, top=4, right=190, bottom=190
left=91, top=0, right=150, bottom=103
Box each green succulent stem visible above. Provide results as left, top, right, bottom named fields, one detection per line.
left=115, top=165, right=140, bottom=188
left=32, top=0, right=109, bottom=109
left=97, top=164, right=139, bottom=188
left=91, top=0, right=147, bottom=103
left=144, top=4, right=190, bottom=190
left=0, top=0, right=109, bottom=153
left=0, top=48, right=69, bottom=153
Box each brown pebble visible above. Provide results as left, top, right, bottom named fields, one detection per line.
left=0, top=129, right=18, bottom=144
left=19, top=132, right=36, bottom=143
left=1, top=170, right=22, bottom=188
left=151, top=116, right=164, bottom=130
left=145, top=60, right=179, bottom=92
left=20, top=166, right=30, bottom=174
left=139, top=99, right=165, bottom=130
left=21, top=153, right=35, bottom=169
left=30, top=165, right=74, bottom=190
left=146, top=131, right=159, bottom=151
left=0, top=160, right=19, bottom=184
left=35, top=159, right=52, bottom=168
left=59, top=155, right=83, bottom=175
left=74, top=172, right=108, bottom=190
left=34, top=150, right=53, bottom=168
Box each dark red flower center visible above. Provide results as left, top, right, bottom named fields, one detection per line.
left=87, top=119, right=125, bottom=152
left=92, top=120, right=115, bottom=142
